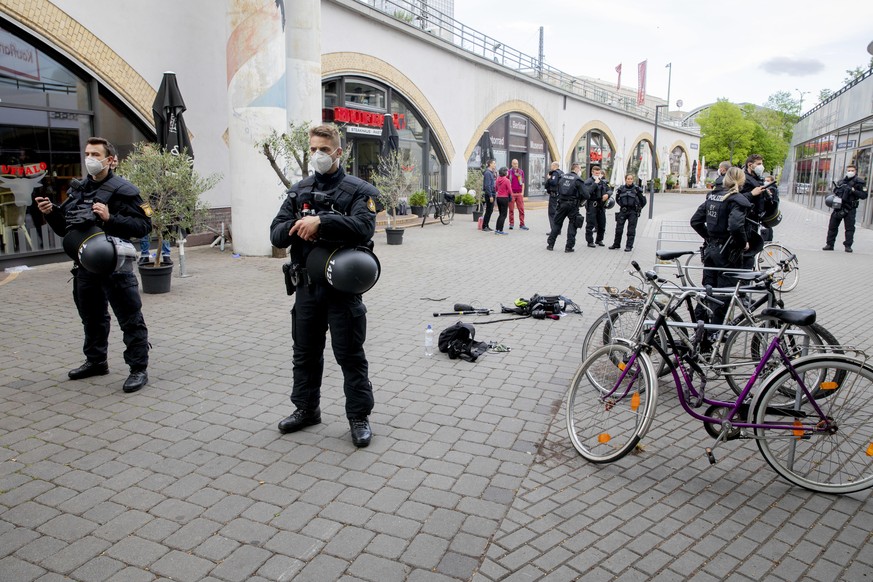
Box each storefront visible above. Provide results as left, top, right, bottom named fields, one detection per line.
left=571, top=129, right=614, bottom=181
left=0, top=20, right=152, bottom=266
left=786, top=69, right=873, bottom=225
left=469, top=113, right=550, bottom=196
left=322, top=76, right=447, bottom=191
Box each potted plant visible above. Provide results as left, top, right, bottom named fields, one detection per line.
left=409, top=189, right=427, bottom=217
left=454, top=192, right=476, bottom=214
left=666, top=175, right=677, bottom=191
left=371, top=150, right=420, bottom=245
left=117, top=142, right=222, bottom=293
left=465, top=168, right=485, bottom=221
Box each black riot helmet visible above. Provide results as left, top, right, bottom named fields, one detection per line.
left=76, top=231, right=138, bottom=274
left=306, top=245, right=381, bottom=294
left=63, top=224, right=103, bottom=261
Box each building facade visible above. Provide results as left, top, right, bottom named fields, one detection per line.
left=784, top=68, right=873, bottom=223
left=0, top=0, right=699, bottom=264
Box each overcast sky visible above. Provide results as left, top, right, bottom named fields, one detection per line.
left=453, top=0, right=873, bottom=114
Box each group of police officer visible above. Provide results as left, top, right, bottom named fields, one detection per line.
left=545, top=163, right=647, bottom=253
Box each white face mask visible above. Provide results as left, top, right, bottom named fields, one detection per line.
left=310, top=149, right=337, bottom=175
left=85, top=157, right=106, bottom=176
left=753, top=164, right=765, bottom=178
left=847, top=171, right=856, bottom=179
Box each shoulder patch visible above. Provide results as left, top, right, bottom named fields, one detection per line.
left=367, top=198, right=376, bottom=213
left=140, top=202, right=153, bottom=217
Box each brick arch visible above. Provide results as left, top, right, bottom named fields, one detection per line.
left=0, top=0, right=156, bottom=125
left=564, top=121, right=620, bottom=168
left=322, top=52, right=454, bottom=161
left=465, top=100, right=558, bottom=162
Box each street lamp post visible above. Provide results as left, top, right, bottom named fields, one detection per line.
left=795, top=88, right=809, bottom=114
left=648, top=104, right=668, bottom=220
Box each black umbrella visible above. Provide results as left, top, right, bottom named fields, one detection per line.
left=691, top=159, right=698, bottom=186
left=479, top=130, right=494, bottom=168
left=380, top=115, right=399, bottom=158
left=153, top=71, right=193, bottom=158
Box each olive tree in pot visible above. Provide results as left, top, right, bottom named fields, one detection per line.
left=465, top=167, right=484, bottom=221
left=371, top=150, right=419, bottom=245
left=117, top=142, right=221, bottom=292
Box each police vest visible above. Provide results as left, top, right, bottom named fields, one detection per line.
left=617, top=186, right=640, bottom=208
left=556, top=174, right=579, bottom=200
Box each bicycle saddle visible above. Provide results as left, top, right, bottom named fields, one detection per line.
left=759, top=308, right=816, bottom=326
left=656, top=249, right=696, bottom=260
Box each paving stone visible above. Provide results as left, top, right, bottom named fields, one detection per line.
left=348, top=552, right=410, bottom=581
left=0, top=555, right=45, bottom=582
left=39, top=536, right=110, bottom=574
left=105, top=535, right=168, bottom=567
left=150, top=549, right=215, bottom=582
left=209, top=544, right=272, bottom=582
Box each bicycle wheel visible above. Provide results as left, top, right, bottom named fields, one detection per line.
left=721, top=317, right=823, bottom=396
left=757, top=243, right=799, bottom=292
left=421, top=202, right=431, bottom=227
left=683, top=249, right=704, bottom=287
left=566, top=344, right=658, bottom=463
left=581, top=305, right=674, bottom=377
left=753, top=354, right=873, bottom=494
left=440, top=201, right=454, bottom=225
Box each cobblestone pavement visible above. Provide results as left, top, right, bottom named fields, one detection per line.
left=1, top=193, right=871, bottom=582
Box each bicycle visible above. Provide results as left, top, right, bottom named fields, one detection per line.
left=420, top=189, right=455, bottom=227
left=581, top=260, right=838, bottom=396
left=679, top=242, right=799, bottom=292
left=566, top=266, right=873, bottom=494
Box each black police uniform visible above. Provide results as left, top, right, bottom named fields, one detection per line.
left=691, top=187, right=752, bottom=323
left=546, top=171, right=587, bottom=251
left=270, top=167, right=377, bottom=421
left=825, top=174, right=868, bottom=251
left=739, top=169, right=769, bottom=268
left=546, top=168, right=564, bottom=233
left=44, top=171, right=151, bottom=372
left=582, top=176, right=611, bottom=246
left=611, top=184, right=646, bottom=251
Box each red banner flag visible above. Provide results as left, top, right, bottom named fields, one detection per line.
left=637, top=60, right=647, bottom=105
left=615, top=63, right=622, bottom=91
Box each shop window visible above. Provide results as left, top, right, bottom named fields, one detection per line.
left=322, top=80, right=338, bottom=109
left=344, top=80, right=386, bottom=111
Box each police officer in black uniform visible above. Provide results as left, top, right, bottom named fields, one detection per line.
left=823, top=164, right=867, bottom=253
left=270, top=124, right=378, bottom=447
left=36, top=137, right=151, bottom=393
left=609, top=173, right=646, bottom=252
left=690, top=166, right=752, bottom=324
left=582, top=164, right=611, bottom=248
left=545, top=161, right=564, bottom=234
left=739, top=154, right=768, bottom=268
left=546, top=162, right=587, bottom=252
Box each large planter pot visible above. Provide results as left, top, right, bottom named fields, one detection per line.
left=472, top=210, right=482, bottom=222
left=455, top=205, right=472, bottom=215
left=410, top=205, right=426, bottom=218
left=385, top=228, right=404, bottom=245
left=139, top=264, right=173, bottom=294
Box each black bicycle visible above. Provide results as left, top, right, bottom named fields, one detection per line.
left=420, top=189, right=455, bottom=227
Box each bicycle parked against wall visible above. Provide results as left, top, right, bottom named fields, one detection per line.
left=566, top=263, right=873, bottom=494
left=420, top=189, right=455, bottom=227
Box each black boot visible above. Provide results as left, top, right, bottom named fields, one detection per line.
left=278, top=408, right=321, bottom=434
left=123, top=370, right=148, bottom=393
left=349, top=417, right=372, bottom=447
left=68, top=360, right=109, bottom=380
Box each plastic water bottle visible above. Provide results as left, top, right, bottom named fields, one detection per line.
left=424, top=324, right=434, bottom=357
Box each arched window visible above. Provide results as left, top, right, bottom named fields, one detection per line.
left=571, top=130, right=615, bottom=180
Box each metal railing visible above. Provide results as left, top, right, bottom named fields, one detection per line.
left=352, top=0, right=699, bottom=132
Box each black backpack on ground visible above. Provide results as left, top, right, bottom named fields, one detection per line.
left=438, top=322, right=488, bottom=362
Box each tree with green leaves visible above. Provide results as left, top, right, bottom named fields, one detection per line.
left=843, top=56, right=873, bottom=85
left=696, top=99, right=755, bottom=167
left=257, top=121, right=354, bottom=189
left=117, top=143, right=222, bottom=267
left=370, top=150, right=419, bottom=228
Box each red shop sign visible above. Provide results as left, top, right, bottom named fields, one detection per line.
left=332, top=107, right=406, bottom=130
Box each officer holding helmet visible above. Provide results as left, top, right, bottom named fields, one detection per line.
left=270, top=124, right=378, bottom=447
left=36, top=137, right=151, bottom=393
